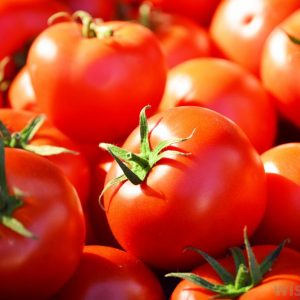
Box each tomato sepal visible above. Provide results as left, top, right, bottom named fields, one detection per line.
left=0, top=115, right=78, bottom=156
left=99, top=105, right=193, bottom=198
left=0, top=139, right=36, bottom=238
left=166, top=228, right=287, bottom=299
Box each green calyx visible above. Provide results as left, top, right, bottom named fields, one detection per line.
left=99, top=105, right=194, bottom=198
left=0, top=114, right=78, bottom=156
left=166, top=228, right=286, bottom=299
left=48, top=10, right=114, bottom=39
left=48, top=10, right=113, bottom=39
left=0, top=139, right=35, bottom=238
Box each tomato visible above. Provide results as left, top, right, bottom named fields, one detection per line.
left=252, top=143, right=300, bottom=251
left=169, top=245, right=300, bottom=299
left=261, top=9, right=300, bottom=129
left=148, top=0, right=221, bottom=26
left=159, top=58, right=277, bottom=153
left=210, top=0, right=300, bottom=76
left=7, top=66, right=39, bottom=112
left=53, top=245, right=165, bottom=300
left=27, top=16, right=167, bottom=143
left=0, top=108, right=91, bottom=206
left=102, top=106, right=267, bottom=270
left=0, top=146, right=85, bottom=299
left=0, top=0, right=69, bottom=61
left=143, top=10, right=211, bottom=68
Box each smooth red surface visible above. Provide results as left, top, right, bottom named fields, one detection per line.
left=0, top=148, right=85, bottom=299
left=159, top=58, right=277, bottom=153
left=53, top=245, right=165, bottom=300
left=261, top=9, right=300, bottom=129
left=253, top=143, right=300, bottom=251
left=210, top=0, right=300, bottom=75
left=28, top=20, right=167, bottom=143
left=103, top=106, right=267, bottom=270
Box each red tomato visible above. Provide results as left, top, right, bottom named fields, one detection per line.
left=252, top=143, right=300, bottom=251
left=159, top=58, right=277, bottom=153
left=261, top=9, right=300, bottom=129
left=53, top=245, right=165, bottom=300
left=210, top=0, right=300, bottom=76
left=27, top=18, right=167, bottom=143
left=7, top=66, right=39, bottom=112
left=0, top=108, right=91, bottom=206
left=148, top=12, right=211, bottom=68
left=170, top=245, right=300, bottom=299
left=0, top=0, right=69, bottom=60
left=103, top=106, right=267, bottom=270
left=0, top=147, right=85, bottom=299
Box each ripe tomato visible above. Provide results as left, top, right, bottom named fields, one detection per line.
left=0, top=108, right=91, bottom=206
left=169, top=245, right=300, bottom=299
left=261, top=9, right=300, bottom=129
left=53, top=245, right=165, bottom=300
left=252, top=143, right=300, bottom=251
left=27, top=17, right=167, bottom=143
left=7, top=66, right=39, bottom=112
left=0, top=146, right=85, bottom=299
left=146, top=11, right=211, bottom=68
left=0, top=0, right=69, bottom=60
left=159, top=58, right=277, bottom=153
left=102, top=106, right=267, bottom=270
left=210, top=0, right=300, bottom=76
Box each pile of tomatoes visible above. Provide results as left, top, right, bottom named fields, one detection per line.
left=2, top=0, right=300, bottom=299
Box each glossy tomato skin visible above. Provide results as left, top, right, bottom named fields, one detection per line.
left=159, top=58, right=277, bottom=153
left=153, top=13, right=211, bottom=68
left=210, top=0, right=300, bottom=76
left=27, top=20, right=167, bottom=144
left=261, top=9, right=300, bottom=129
left=0, top=148, right=85, bottom=299
left=171, top=246, right=300, bottom=299
left=252, top=143, right=300, bottom=251
left=53, top=245, right=165, bottom=300
left=7, top=67, right=39, bottom=112
left=0, top=109, right=91, bottom=206
left=103, top=106, right=267, bottom=270
left=0, top=0, right=69, bottom=60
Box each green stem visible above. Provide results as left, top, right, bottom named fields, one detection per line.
left=100, top=106, right=193, bottom=195
left=72, top=10, right=113, bottom=39
left=73, top=10, right=97, bottom=38
left=0, top=115, right=78, bottom=156
left=138, top=2, right=153, bottom=29
left=234, top=264, right=250, bottom=290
